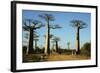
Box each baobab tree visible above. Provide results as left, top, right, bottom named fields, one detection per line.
left=44, top=34, right=54, bottom=54
left=24, top=32, right=39, bottom=53
left=23, top=19, right=44, bottom=54
left=52, top=36, right=60, bottom=53
left=70, top=20, right=87, bottom=55
left=51, top=40, right=55, bottom=52
left=33, top=34, right=39, bottom=50
left=67, top=42, right=70, bottom=49
left=22, top=33, right=29, bottom=54
left=39, top=14, right=61, bottom=55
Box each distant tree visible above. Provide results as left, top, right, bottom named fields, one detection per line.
left=51, top=40, right=55, bottom=52
left=39, top=14, right=61, bottom=55
left=67, top=42, right=70, bottom=49
left=23, top=19, right=44, bottom=54
left=52, top=36, right=60, bottom=53
left=33, top=33, right=39, bottom=50
left=70, top=20, right=87, bottom=55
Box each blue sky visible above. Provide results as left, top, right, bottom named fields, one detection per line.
left=22, top=10, right=91, bottom=49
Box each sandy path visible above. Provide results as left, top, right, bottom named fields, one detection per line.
left=47, top=54, right=90, bottom=61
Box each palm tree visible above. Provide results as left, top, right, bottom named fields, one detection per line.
left=23, top=19, right=44, bottom=54
left=70, top=20, right=87, bottom=54
left=39, top=14, right=61, bottom=55
left=52, top=36, right=60, bottom=53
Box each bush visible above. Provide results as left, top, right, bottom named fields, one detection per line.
left=34, top=47, right=45, bottom=54
left=23, top=46, right=27, bottom=54
left=81, top=42, right=91, bottom=56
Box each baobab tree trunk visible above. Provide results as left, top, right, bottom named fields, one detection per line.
left=34, top=40, right=37, bottom=49
left=28, top=28, right=34, bottom=54
left=67, top=42, right=70, bottom=49
left=76, top=27, right=80, bottom=55
left=34, top=40, right=37, bottom=54
left=45, top=20, right=50, bottom=55
left=52, top=42, right=55, bottom=52
left=55, top=41, right=59, bottom=53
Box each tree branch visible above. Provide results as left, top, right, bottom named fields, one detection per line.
left=50, top=24, right=62, bottom=29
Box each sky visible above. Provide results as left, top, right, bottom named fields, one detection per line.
left=22, top=10, right=91, bottom=49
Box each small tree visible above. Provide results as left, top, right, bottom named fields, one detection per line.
left=33, top=33, right=39, bottom=50
left=23, top=19, right=44, bottom=54
left=52, top=36, right=60, bottom=53
left=67, top=42, right=70, bottom=49
left=70, top=20, right=87, bottom=54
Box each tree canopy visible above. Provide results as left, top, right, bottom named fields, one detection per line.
left=70, top=20, right=87, bottom=29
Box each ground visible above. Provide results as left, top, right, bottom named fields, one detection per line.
left=47, top=54, right=90, bottom=61
left=23, top=53, right=90, bottom=63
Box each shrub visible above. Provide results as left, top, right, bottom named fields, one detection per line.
left=23, top=46, right=27, bottom=54
left=81, top=42, right=91, bottom=56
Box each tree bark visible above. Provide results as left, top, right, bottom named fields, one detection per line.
left=55, top=41, right=59, bottom=53
left=34, top=40, right=37, bottom=50
left=28, top=28, right=34, bottom=54
left=45, top=20, right=50, bottom=55
left=76, top=27, right=80, bottom=54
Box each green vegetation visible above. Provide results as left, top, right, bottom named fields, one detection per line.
left=80, top=42, right=91, bottom=56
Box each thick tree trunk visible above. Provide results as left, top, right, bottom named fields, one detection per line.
left=55, top=41, right=59, bottom=53
left=76, top=28, right=80, bottom=55
left=28, top=28, right=34, bottom=54
left=45, top=20, right=50, bottom=55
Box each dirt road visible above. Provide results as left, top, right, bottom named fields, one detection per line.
left=47, top=54, right=90, bottom=61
